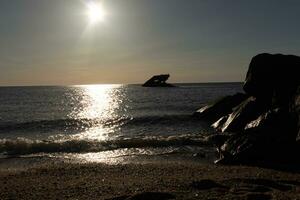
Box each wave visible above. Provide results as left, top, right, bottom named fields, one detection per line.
left=0, top=118, right=115, bottom=133
left=0, top=134, right=212, bottom=155
left=0, top=114, right=201, bottom=133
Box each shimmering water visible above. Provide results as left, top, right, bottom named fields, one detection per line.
left=0, top=83, right=242, bottom=164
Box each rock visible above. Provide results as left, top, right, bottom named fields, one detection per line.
left=214, top=132, right=257, bottom=164
left=220, top=97, right=269, bottom=133
left=293, top=86, right=300, bottom=141
left=193, top=93, right=248, bottom=121
left=194, top=53, right=300, bottom=164
left=243, top=53, right=274, bottom=99
left=243, top=53, right=300, bottom=108
left=205, top=133, right=232, bottom=150
left=216, top=108, right=298, bottom=164
left=193, top=152, right=206, bottom=158
left=211, top=115, right=228, bottom=130
left=205, top=133, right=233, bottom=160
left=142, top=74, right=174, bottom=87
left=245, top=108, right=298, bottom=142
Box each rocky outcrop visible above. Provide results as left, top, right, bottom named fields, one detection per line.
left=244, top=53, right=300, bottom=108
left=218, top=96, right=268, bottom=133
left=195, top=53, right=300, bottom=164
left=193, top=93, right=248, bottom=122
left=217, top=108, right=298, bottom=164
left=142, top=74, right=174, bottom=87
left=293, top=86, right=300, bottom=141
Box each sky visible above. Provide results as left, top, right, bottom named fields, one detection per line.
left=0, top=0, right=300, bottom=86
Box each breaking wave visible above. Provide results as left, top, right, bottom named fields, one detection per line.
left=0, top=134, right=212, bottom=155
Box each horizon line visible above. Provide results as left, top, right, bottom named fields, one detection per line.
left=0, top=81, right=243, bottom=88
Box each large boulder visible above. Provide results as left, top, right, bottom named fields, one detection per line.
left=294, top=86, right=300, bottom=141
left=245, top=108, right=298, bottom=143
left=217, top=97, right=269, bottom=133
left=195, top=53, right=300, bottom=164
left=193, top=93, right=248, bottom=122
left=216, top=108, right=298, bottom=164
left=243, top=53, right=300, bottom=108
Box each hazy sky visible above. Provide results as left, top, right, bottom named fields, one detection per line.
left=1, top=0, right=300, bottom=86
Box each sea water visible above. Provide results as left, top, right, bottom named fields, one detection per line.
left=0, top=83, right=242, bottom=166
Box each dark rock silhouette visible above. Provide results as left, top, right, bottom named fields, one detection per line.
left=216, top=108, right=298, bottom=164
left=244, top=53, right=300, bottom=108
left=142, top=74, right=174, bottom=87
left=294, top=86, right=300, bottom=142
left=193, top=93, right=248, bottom=122
left=195, top=53, right=300, bottom=164
left=217, top=96, right=269, bottom=133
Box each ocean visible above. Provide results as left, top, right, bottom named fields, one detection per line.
left=0, top=83, right=243, bottom=167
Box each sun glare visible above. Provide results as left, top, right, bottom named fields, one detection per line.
left=86, top=2, right=106, bottom=24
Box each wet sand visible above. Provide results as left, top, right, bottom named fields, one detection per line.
left=1, top=161, right=300, bottom=200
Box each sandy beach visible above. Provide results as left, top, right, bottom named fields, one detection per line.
left=1, top=161, right=300, bottom=200
left=1, top=0, right=300, bottom=199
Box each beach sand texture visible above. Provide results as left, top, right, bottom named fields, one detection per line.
left=1, top=162, right=299, bottom=200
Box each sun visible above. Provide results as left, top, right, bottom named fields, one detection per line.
left=86, top=2, right=106, bottom=24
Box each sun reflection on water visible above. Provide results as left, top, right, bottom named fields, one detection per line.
left=79, top=84, right=120, bottom=119
left=70, top=84, right=123, bottom=141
